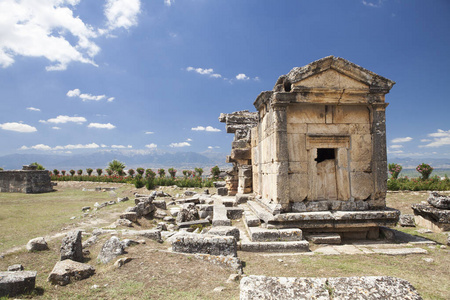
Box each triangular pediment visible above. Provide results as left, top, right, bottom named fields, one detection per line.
left=291, top=69, right=369, bottom=90
left=279, top=56, right=395, bottom=91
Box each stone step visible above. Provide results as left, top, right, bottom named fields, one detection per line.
left=212, top=205, right=231, bottom=227
left=305, top=233, right=341, bottom=244
left=244, top=211, right=261, bottom=228
left=247, top=201, right=274, bottom=223
left=227, top=207, right=244, bottom=220
left=239, top=241, right=310, bottom=253
left=176, top=220, right=210, bottom=228
left=248, top=227, right=303, bottom=242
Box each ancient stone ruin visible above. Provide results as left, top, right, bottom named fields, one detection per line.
left=220, top=56, right=400, bottom=240
left=412, top=192, right=450, bottom=232
left=0, top=165, right=53, bottom=193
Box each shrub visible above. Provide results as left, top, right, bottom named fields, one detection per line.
left=158, top=168, right=165, bottom=178
left=128, top=169, right=135, bottom=178
left=53, top=169, right=60, bottom=176
left=195, top=167, right=204, bottom=177
left=69, top=170, right=75, bottom=176
left=134, top=174, right=144, bottom=188
left=416, top=163, right=433, bottom=180
left=146, top=177, right=155, bottom=190
left=77, top=169, right=83, bottom=176
left=182, top=170, right=189, bottom=178
left=106, top=169, right=113, bottom=176
left=168, top=168, right=177, bottom=179
left=86, top=168, right=93, bottom=176
left=211, top=166, right=220, bottom=178
left=136, top=168, right=145, bottom=176
left=30, top=162, right=45, bottom=170
left=388, top=163, right=402, bottom=179
left=96, top=168, right=103, bottom=176
left=146, top=169, right=156, bottom=179
left=61, top=170, right=66, bottom=176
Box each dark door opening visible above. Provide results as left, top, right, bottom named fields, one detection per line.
left=315, top=148, right=336, bottom=163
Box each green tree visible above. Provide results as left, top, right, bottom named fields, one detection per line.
left=107, top=159, right=126, bottom=176
left=195, top=167, right=204, bottom=177
left=136, top=167, right=145, bottom=176
left=77, top=169, right=83, bottom=176
left=168, top=168, right=176, bottom=178
left=128, top=169, right=135, bottom=178
left=388, top=163, right=402, bottom=179
left=134, top=174, right=144, bottom=188
left=211, top=166, right=220, bottom=178
left=416, top=163, right=433, bottom=180
left=146, top=169, right=156, bottom=179
left=96, top=168, right=103, bottom=176
left=69, top=169, right=75, bottom=176
left=158, top=168, right=165, bottom=178
left=53, top=169, right=60, bottom=176
left=86, top=168, right=93, bottom=176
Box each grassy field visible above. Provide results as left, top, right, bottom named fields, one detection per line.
left=0, top=183, right=449, bottom=299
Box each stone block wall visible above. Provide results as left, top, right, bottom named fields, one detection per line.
left=0, top=169, right=53, bottom=193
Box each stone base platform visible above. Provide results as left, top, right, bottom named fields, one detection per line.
left=247, top=200, right=400, bottom=238
left=412, top=204, right=450, bottom=233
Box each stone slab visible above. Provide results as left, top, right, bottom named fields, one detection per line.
left=239, top=241, right=309, bottom=253
left=207, top=226, right=240, bottom=241
left=0, top=271, right=37, bottom=297
left=172, top=234, right=237, bottom=257
left=306, top=233, right=341, bottom=244
left=413, top=214, right=450, bottom=233
left=240, top=275, right=423, bottom=300
left=226, top=207, right=244, bottom=220
left=122, top=229, right=162, bottom=241
left=174, top=220, right=210, bottom=229
left=244, top=211, right=261, bottom=227
left=371, top=248, right=428, bottom=255
left=212, top=205, right=231, bottom=226
left=47, top=260, right=95, bottom=286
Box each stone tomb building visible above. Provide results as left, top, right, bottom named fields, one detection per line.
left=221, top=56, right=400, bottom=239
left=0, top=165, right=53, bottom=193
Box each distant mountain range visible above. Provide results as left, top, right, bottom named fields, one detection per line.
left=0, top=150, right=230, bottom=171
left=388, top=157, right=450, bottom=169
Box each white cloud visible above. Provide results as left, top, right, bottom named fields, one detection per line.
left=387, top=149, right=404, bottom=154
left=145, top=131, right=154, bottom=135
left=41, top=115, right=86, bottom=124
left=236, top=73, right=250, bottom=81
left=186, top=138, right=192, bottom=142
left=0, top=122, right=37, bottom=133
left=104, top=0, right=141, bottom=31
left=101, top=144, right=108, bottom=148
left=208, top=146, right=213, bottom=149
left=362, top=0, right=384, bottom=8
left=420, top=139, right=431, bottom=142
left=169, top=142, right=190, bottom=148
left=88, top=122, right=116, bottom=129
left=26, top=107, right=41, bottom=112
left=0, top=0, right=100, bottom=70
left=164, top=0, right=173, bottom=6
left=52, top=126, right=61, bottom=130
left=389, top=145, right=403, bottom=149
left=391, top=137, right=413, bottom=143
left=186, top=66, right=222, bottom=78
left=191, top=125, right=221, bottom=132
left=67, top=88, right=108, bottom=102
left=421, top=129, right=450, bottom=148
left=20, top=142, right=100, bottom=151
left=111, top=145, right=132, bottom=149
left=107, top=97, right=115, bottom=102
left=66, top=89, right=81, bottom=97
left=145, top=143, right=157, bottom=149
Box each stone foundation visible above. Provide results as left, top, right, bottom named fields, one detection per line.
left=0, top=166, right=53, bottom=193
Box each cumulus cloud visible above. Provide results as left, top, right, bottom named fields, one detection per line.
left=362, top=0, right=384, bottom=8
left=391, top=137, right=413, bottom=143
left=191, top=126, right=221, bottom=132
left=145, top=143, right=157, bottom=149
left=164, top=0, right=173, bottom=7
left=0, top=0, right=141, bottom=71
left=236, top=73, right=250, bottom=81
left=52, top=126, right=61, bottom=130
left=104, top=0, right=141, bottom=31
left=0, top=122, right=37, bottom=133
left=26, top=107, right=41, bottom=112
left=169, top=142, right=190, bottom=148
left=389, top=145, right=403, bottom=149
left=67, top=88, right=110, bottom=102
left=40, top=115, right=86, bottom=124
left=111, top=144, right=132, bottom=149
left=88, top=122, right=116, bottom=129
left=186, top=67, right=222, bottom=78
left=186, top=138, right=193, bottom=142
left=0, top=0, right=100, bottom=70
left=387, top=149, right=404, bottom=154
left=20, top=142, right=100, bottom=151
left=145, top=131, right=154, bottom=135
left=421, top=129, right=450, bottom=148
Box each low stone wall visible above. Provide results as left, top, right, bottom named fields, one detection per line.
left=0, top=170, right=53, bottom=193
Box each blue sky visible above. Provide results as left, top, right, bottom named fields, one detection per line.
left=0, top=0, right=449, bottom=159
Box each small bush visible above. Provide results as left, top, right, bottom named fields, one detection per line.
left=136, top=168, right=145, bottom=176
left=53, top=169, right=60, bottom=176
left=96, top=168, right=103, bottom=176
left=69, top=169, right=75, bottom=176
left=128, top=169, right=135, bottom=178
left=134, top=174, right=144, bottom=188
left=388, top=163, right=402, bottom=179
left=416, top=163, right=433, bottom=180
left=86, top=168, right=93, bottom=176
left=158, top=168, right=165, bottom=178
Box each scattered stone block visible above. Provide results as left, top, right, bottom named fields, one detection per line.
left=116, top=218, right=133, bottom=227
left=153, top=200, right=167, bottom=210
left=217, top=187, right=228, bottom=196
left=81, top=206, right=90, bottom=211
left=214, top=181, right=226, bottom=188
left=244, top=212, right=261, bottom=227
left=117, top=197, right=129, bottom=202
left=120, top=239, right=139, bottom=248
left=240, top=241, right=310, bottom=253
left=7, top=264, right=24, bottom=272
left=208, top=226, right=240, bottom=241
left=122, top=229, right=162, bottom=241
left=60, top=230, right=83, bottom=262
left=177, top=220, right=210, bottom=228
left=26, top=237, right=49, bottom=252
left=97, top=236, right=125, bottom=264
left=82, top=235, right=98, bottom=248
left=212, top=205, right=231, bottom=226
left=399, top=214, right=415, bottom=227
left=47, top=260, right=95, bottom=286
left=236, top=193, right=252, bottom=204
left=306, top=233, right=341, bottom=244
left=240, top=275, right=423, bottom=300
left=114, top=257, right=132, bottom=268
left=172, top=233, right=237, bottom=257
left=184, top=191, right=197, bottom=197
left=427, top=191, right=450, bottom=209
left=120, top=212, right=138, bottom=222
left=227, top=207, right=244, bottom=219
left=413, top=203, right=450, bottom=232
left=0, top=271, right=37, bottom=297
left=176, top=204, right=199, bottom=223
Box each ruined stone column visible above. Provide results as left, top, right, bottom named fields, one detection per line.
left=371, top=103, right=388, bottom=207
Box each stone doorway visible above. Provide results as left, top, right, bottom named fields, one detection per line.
left=315, top=148, right=338, bottom=200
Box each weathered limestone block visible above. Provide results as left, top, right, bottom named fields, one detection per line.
left=97, top=236, right=125, bottom=264
left=412, top=203, right=450, bottom=232
left=7, top=264, right=24, bottom=272
left=399, top=214, right=415, bottom=227
left=122, top=229, right=162, bottom=241
left=427, top=191, right=450, bottom=209
left=0, top=271, right=37, bottom=297
left=217, top=187, right=228, bottom=196
left=26, top=237, right=49, bottom=252
left=116, top=218, right=133, bottom=227
left=120, top=212, right=138, bottom=222
left=350, top=172, right=373, bottom=200
left=231, top=148, right=251, bottom=160
left=60, top=230, right=83, bottom=262
left=176, top=204, right=199, bottom=223
left=207, top=226, right=240, bottom=241
left=153, top=199, right=167, bottom=210
left=240, top=275, right=422, bottom=300
left=47, top=260, right=95, bottom=286
left=172, top=233, right=237, bottom=257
